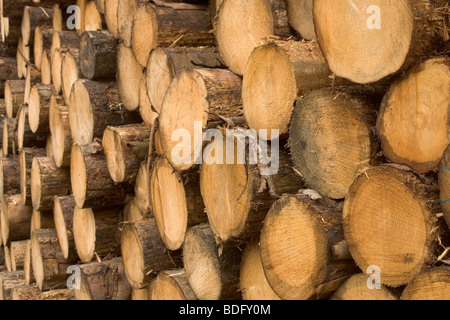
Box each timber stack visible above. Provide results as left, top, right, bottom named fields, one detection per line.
left=0, top=0, right=448, bottom=301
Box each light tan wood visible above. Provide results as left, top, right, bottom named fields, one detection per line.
left=331, top=273, right=398, bottom=300
left=401, top=267, right=450, bottom=300
left=149, top=269, right=197, bottom=300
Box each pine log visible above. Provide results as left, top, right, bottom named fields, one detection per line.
left=200, top=137, right=303, bottom=241
left=53, top=195, right=76, bottom=260
left=439, top=145, right=450, bottom=228
left=31, top=228, right=77, bottom=290
left=70, top=142, right=127, bottom=208
left=48, top=93, right=64, bottom=136
left=30, top=210, right=55, bottom=234
left=24, top=64, right=41, bottom=105
left=123, top=198, right=147, bottom=222
left=52, top=4, right=63, bottom=32
left=61, top=49, right=80, bottom=103
left=102, top=123, right=149, bottom=183
left=260, top=194, right=357, bottom=300
left=10, top=240, right=29, bottom=271
left=133, top=161, right=151, bottom=217
left=51, top=104, right=71, bottom=168
left=34, top=27, right=53, bottom=71
left=50, top=31, right=79, bottom=64
left=76, top=0, right=87, bottom=35
left=242, top=40, right=349, bottom=135
left=73, top=257, right=131, bottom=300
left=16, top=37, right=29, bottom=79
left=240, top=240, right=280, bottom=300
left=17, top=107, right=48, bottom=153
left=84, top=1, right=105, bottom=31
left=40, top=50, right=52, bottom=85
left=159, top=68, right=242, bottom=171
left=401, top=267, right=450, bottom=300
left=150, top=157, right=206, bottom=250
left=0, top=271, right=25, bottom=300
left=19, top=147, right=46, bottom=205
left=313, top=0, right=450, bottom=83
left=1, top=194, right=33, bottom=244
left=117, top=44, right=143, bottom=111
left=289, top=87, right=381, bottom=199
left=131, top=2, right=215, bottom=67
left=23, top=240, right=33, bottom=285
left=376, top=57, right=450, bottom=173
left=79, top=30, right=117, bottom=80
left=330, top=273, right=398, bottom=300
left=343, top=166, right=439, bottom=287
left=146, top=47, right=223, bottom=113
left=72, top=206, right=121, bottom=263
left=104, top=0, right=119, bottom=38
left=68, top=79, right=142, bottom=146
left=149, top=269, right=197, bottom=300
left=2, top=117, right=16, bottom=156
left=215, top=0, right=278, bottom=76
left=30, top=156, right=71, bottom=211
left=183, top=224, right=243, bottom=300
left=121, top=219, right=182, bottom=289
left=4, top=79, right=25, bottom=118
left=21, top=6, right=54, bottom=46
left=28, top=84, right=54, bottom=133
left=286, top=0, right=315, bottom=40
left=139, top=73, right=158, bottom=129
left=50, top=48, right=64, bottom=93
left=117, top=0, right=138, bottom=48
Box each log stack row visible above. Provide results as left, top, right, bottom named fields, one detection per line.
left=0, top=0, right=449, bottom=300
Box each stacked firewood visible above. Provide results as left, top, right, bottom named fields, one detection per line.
left=0, top=0, right=449, bottom=300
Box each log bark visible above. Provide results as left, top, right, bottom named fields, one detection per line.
left=33, top=26, right=53, bottom=71
left=240, top=240, right=280, bottom=300
left=146, top=46, right=223, bottom=113
left=376, top=57, right=450, bottom=173
left=330, top=273, right=398, bottom=300
left=11, top=284, right=41, bottom=300
left=4, top=79, right=25, bottom=118
left=149, top=269, right=197, bottom=300
left=70, top=142, right=127, bottom=208
left=183, top=224, right=243, bottom=300
left=313, top=0, right=450, bottom=83
left=19, top=147, right=46, bottom=205
left=289, top=87, right=382, bottom=199
left=17, top=107, right=48, bottom=153
left=159, top=67, right=242, bottom=171
left=40, top=288, right=75, bottom=300
left=1, top=194, right=33, bottom=245
left=30, top=156, right=71, bottom=211
left=0, top=271, right=26, bottom=300
left=117, top=44, right=143, bottom=111
left=102, top=123, right=149, bottom=183
left=31, top=228, right=77, bottom=290
left=10, top=240, right=29, bottom=271
left=400, top=267, right=450, bottom=300
left=200, top=137, right=304, bottom=241
left=28, top=83, right=54, bottom=134
left=72, top=206, right=122, bottom=263
left=150, top=157, right=206, bottom=250
left=242, top=40, right=350, bottom=135
left=79, top=30, right=117, bottom=80
left=121, top=219, right=182, bottom=289
left=343, top=165, right=440, bottom=287
left=260, top=194, right=358, bottom=300
left=68, top=79, right=142, bottom=146
left=30, top=210, right=55, bottom=234
left=50, top=31, right=79, bottom=66
left=73, top=257, right=131, bottom=300
left=0, top=58, right=19, bottom=92
left=1, top=154, right=21, bottom=194
left=53, top=194, right=76, bottom=260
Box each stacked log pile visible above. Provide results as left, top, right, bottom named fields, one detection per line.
left=0, top=0, right=448, bottom=300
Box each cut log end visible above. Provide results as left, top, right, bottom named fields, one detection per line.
left=72, top=207, right=96, bottom=263
left=401, top=267, right=450, bottom=300
left=68, top=80, right=94, bottom=146
left=70, top=144, right=87, bottom=208
left=30, top=158, right=42, bottom=211
left=149, top=270, right=197, bottom=300
left=61, top=52, right=79, bottom=103
left=131, top=4, right=158, bottom=67
left=121, top=224, right=146, bottom=288
left=330, top=273, right=398, bottom=300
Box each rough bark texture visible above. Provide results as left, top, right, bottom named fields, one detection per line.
left=80, top=30, right=117, bottom=80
